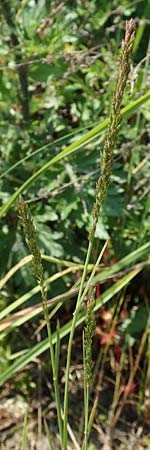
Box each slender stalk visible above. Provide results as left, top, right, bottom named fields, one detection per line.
left=63, top=241, right=108, bottom=448
left=18, top=198, right=63, bottom=445
left=21, top=405, right=28, bottom=450
left=83, top=333, right=86, bottom=442
left=62, top=241, right=105, bottom=447
left=55, top=321, right=61, bottom=377
left=84, top=384, right=89, bottom=450
left=40, top=284, right=63, bottom=444
left=83, top=332, right=90, bottom=450
left=63, top=241, right=92, bottom=448
left=63, top=20, right=135, bottom=449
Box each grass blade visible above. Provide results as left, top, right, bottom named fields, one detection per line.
left=0, top=91, right=150, bottom=218
left=0, top=122, right=100, bottom=181
left=0, top=266, right=142, bottom=383
left=0, top=242, right=149, bottom=329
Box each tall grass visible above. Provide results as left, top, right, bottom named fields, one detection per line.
left=63, top=19, right=135, bottom=450
left=14, top=20, right=137, bottom=450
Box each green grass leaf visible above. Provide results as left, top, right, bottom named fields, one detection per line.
left=0, top=265, right=143, bottom=383
left=0, top=92, right=150, bottom=219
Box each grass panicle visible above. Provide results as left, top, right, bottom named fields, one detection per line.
left=83, top=288, right=96, bottom=450
left=18, top=197, right=44, bottom=285
left=84, top=288, right=96, bottom=385
left=89, top=19, right=135, bottom=242
left=18, top=197, right=63, bottom=445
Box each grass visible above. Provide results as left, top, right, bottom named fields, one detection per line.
left=0, top=12, right=150, bottom=450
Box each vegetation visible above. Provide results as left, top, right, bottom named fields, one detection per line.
left=0, top=1, right=150, bottom=449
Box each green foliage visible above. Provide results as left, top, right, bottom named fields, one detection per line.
left=119, top=306, right=148, bottom=337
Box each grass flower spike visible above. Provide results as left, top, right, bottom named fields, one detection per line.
left=89, top=19, right=135, bottom=241
left=84, top=289, right=96, bottom=385
left=18, top=197, right=63, bottom=445
left=18, top=197, right=44, bottom=285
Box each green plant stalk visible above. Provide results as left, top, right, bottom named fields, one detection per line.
left=83, top=324, right=90, bottom=450
left=83, top=333, right=86, bottom=445
left=63, top=19, right=135, bottom=449
left=18, top=198, right=63, bottom=445
left=83, top=357, right=90, bottom=450
left=63, top=241, right=107, bottom=448
left=63, top=240, right=92, bottom=447
left=80, top=243, right=108, bottom=298
left=40, top=284, right=63, bottom=445
left=84, top=386, right=89, bottom=450
left=21, top=405, right=28, bottom=450
left=55, top=320, right=60, bottom=378
left=0, top=91, right=150, bottom=219
left=83, top=332, right=90, bottom=450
